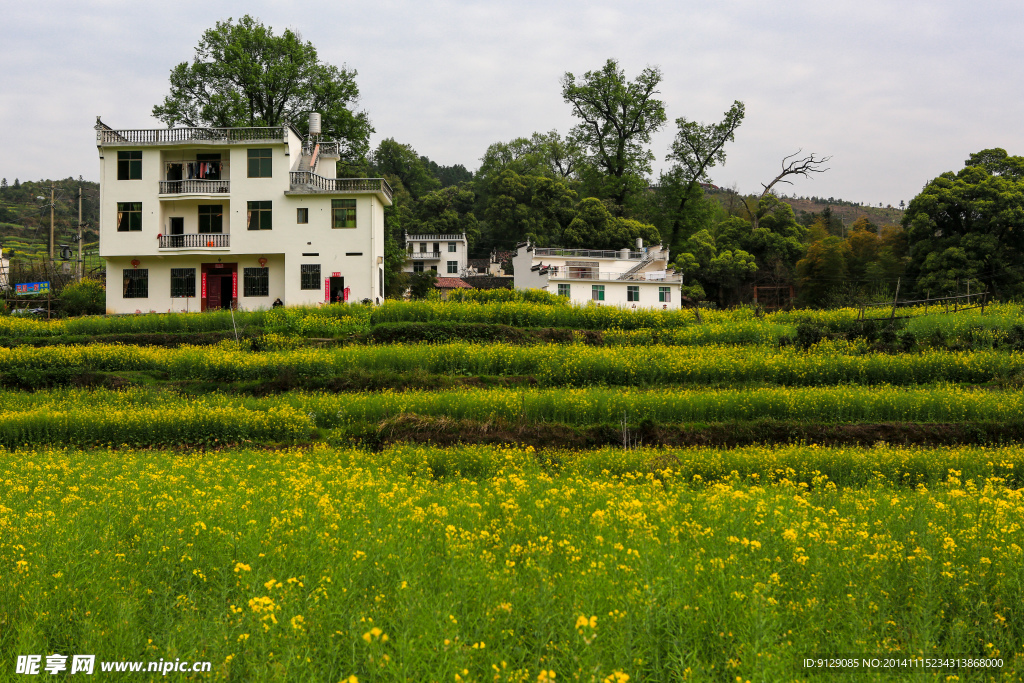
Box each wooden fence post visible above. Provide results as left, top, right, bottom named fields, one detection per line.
left=890, top=278, right=901, bottom=320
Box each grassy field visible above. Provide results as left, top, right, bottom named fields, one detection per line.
left=1, top=299, right=1023, bottom=681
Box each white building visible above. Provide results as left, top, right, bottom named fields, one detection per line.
left=403, top=233, right=469, bottom=276
left=512, top=239, right=683, bottom=309
left=95, top=116, right=392, bottom=313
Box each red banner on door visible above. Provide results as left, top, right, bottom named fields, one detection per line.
left=232, top=272, right=238, bottom=298
left=332, top=272, right=340, bottom=277
left=201, top=273, right=207, bottom=298
left=324, top=278, right=330, bottom=302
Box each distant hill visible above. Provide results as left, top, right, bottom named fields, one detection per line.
left=783, top=197, right=904, bottom=229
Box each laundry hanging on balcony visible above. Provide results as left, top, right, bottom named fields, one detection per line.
left=183, top=161, right=221, bottom=179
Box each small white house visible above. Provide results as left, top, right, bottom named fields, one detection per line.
left=402, top=233, right=469, bottom=277
left=95, top=115, right=392, bottom=313
left=512, top=239, right=682, bottom=310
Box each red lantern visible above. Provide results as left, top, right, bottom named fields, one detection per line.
left=131, top=259, right=141, bottom=268
left=258, top=258, right=267, bottom=267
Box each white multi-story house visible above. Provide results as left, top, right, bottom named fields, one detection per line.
left=403, top=233, right=469, bottom=276
left=512, top=239, right=683, bottom=309
left=95, top=116, right=392, bottom=313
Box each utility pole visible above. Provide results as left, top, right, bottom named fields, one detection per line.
left=78, top=186, right=84, bottom=281
left=49, top=183, right=55, bottom=263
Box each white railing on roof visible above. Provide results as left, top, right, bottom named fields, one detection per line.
left=289, top=172, right=393, bottom=202
left=534, top=247, right=645, bottom=260
left=406, top=234, right=464, bottom=241
left=545, top=267, right=680, bottom=282
left=99, top=127, right=287, bottom=144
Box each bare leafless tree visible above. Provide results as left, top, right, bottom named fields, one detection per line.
left=742, top=150, right=831, bottom=229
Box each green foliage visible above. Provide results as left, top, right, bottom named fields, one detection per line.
left=561, top=58, right=666, bottom=204
left=904, top=148, right=1024, bottom=298
left=562, top=198, right=659, bottom=250
left=151, top=15, right=372, bottom=162
left=444, top=288, right=569, bottom=305
left=407, top=271, right=437, bottom=300
left=382, top=232, right=409, bottom=299
left=58, top=279, right=105, bottom=317
left=481, top=170, right=578, bottom=248
left=374, top=138, right=441, bottom=200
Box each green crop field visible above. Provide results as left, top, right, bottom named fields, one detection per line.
left=2, top=297, right=1023, bottom=681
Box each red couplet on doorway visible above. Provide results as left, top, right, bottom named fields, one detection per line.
left=232, top=272, right=238, bottom=298
left=324, top=278, right=330, bottom=302
left=201, top=273, right=207, bottom=298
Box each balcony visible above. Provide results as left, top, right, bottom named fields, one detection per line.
left=159, top=180, right=230, bottom=197
left=408, top=252, right=442, bottom=260
left=288, top=172, right=393, bottom=204
left=407, top=233, right=464, bottom=241
left=544, top=267, right=680, bottom=282
left=159, top=234, right=230, bottom=250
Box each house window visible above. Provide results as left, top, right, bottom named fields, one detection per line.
left=557, top=283, right=570, bottom=298
left=117, top=151, right=142, bottom=180
left=419, top=243, right=426, bottom=253
left=297, top=208, right=309, bottom=224
left=198, top=205, right=223, bottom=233
left=627, top=285, right=640, bottom=302
left=592, top=285, right=605, bottom=301
left=247, top=201, right=272, bottom=230
left=332, top=199, right=356, bottom=228
left=123, top=269, right=148, bottom=298
left=448, top=242, right=457, bottom=253
left=413, top=262, right=424, bottom=273
left=170, top=268, right=196, bottom=298
left=447, top=261, right=458, bottom=274
left=116, top=202, right=142, bottom=232
left=301, top=264, right=321, bottom=290
left=247, top=148, right=273, bottom=178
left=659, top=286, right=672, bottom=303
left=243, top=267, right=269, bottom=296
left=430, top=265, right=437, bottom=273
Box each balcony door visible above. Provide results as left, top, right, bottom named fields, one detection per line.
left=169, top=217, right=184, bottom=235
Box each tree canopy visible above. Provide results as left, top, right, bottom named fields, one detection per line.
left=152, top=15, right=372, bottom=161
left=903, top=148, right=1024, bottom=298
left=561, top=59, right=666, bottom=205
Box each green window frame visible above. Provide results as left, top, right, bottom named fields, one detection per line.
left=243, top=267, right=269, bottom=297
left=247, top=148, right=273, bottom=178
left=448, top=242, right=457, bottom=253
left=659, top=286, right=672, bottom=303
left=557, top=283, right=570, bottom=298
left=301, top=264, right=321, bottom=290
left=247, top=201, right=272, bottom=230
left=123, top=269, right=148, bottom=298
left=627, top=285, right=640, bottom=302
left=116, top=202, right=142, bottom=232
left=447, top=261, right=458, bottom=274
left=170, top=268, right=196, bottom=298
left=198, top=205, right=223, bottom=234
left=332, top=199, right=356, bottom=228
left=117, top=151, right=142, bottom=180
left=413, top=262, right=424, bottom=273
left=592, top=285, right=605, bottom=301
left=297, top=208, right=309, bottom=224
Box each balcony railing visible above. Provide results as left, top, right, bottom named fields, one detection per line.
left=289, top=172, right=393, bottom=203
left=159, top=180, right=230, bottom=195
left=158, top=234, right=230, bottom=249
left=99, top=127, right=286, bottom=145
left=408, top=252, right=442, bottom=260
left=534, top=248, right=645, bottom=260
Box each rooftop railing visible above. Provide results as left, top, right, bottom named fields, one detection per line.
left=99, top=127, right=287, bottom=145
left=406, top=234, right=465, bottom=241
left=534, top=248, right=645, bottom=260
left=289, top=173, right=393, bottom=203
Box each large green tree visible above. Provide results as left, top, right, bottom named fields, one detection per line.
left=152, top=16, right=372, bottom=161
left=561, top=59, right=666, bottom=206
left=661, top=101, right=745, bottom=249
left=903, top=148, right=1024, bottom=298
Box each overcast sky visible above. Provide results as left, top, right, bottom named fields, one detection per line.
left=2, top=0, right=1022, bottom=207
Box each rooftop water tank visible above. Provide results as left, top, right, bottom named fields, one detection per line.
left=308, top=112, right=322, bottom=135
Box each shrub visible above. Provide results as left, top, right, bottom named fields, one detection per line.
left=59, top=279, right=105, bottom=317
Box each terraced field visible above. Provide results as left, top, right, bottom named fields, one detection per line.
left=1, top=296, right=1022, bottom=681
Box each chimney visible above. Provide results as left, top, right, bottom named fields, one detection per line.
left=636, top=238, right=643, bottom=250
